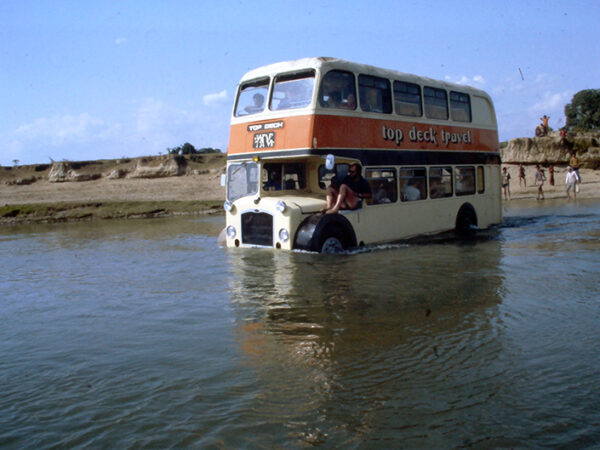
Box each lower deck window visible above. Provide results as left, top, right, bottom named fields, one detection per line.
left=318, top=164, right=350, bottom=190
left=399, top=167, right=426, bottom=201
left=365, top=168, right=397, bottom=204
left=455, top=166, right=476, bottom=196
left=429, top=167, right=453, bottom=198
left=477, top=166, right=485, bottom=193
left=262, top=162, right=306, bottom=191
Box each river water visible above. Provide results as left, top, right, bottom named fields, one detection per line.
left=1, top=200, right=599, bottom=448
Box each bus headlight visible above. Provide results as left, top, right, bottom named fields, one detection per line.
left=278, top=228, right=290, bottom=242
left=223, top=200, right=234, bottom=212
left=275, top=200, right=287, bottom=213
left=226, top=225, right=237, bottom=239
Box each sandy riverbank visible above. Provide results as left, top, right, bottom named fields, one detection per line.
left=502, top=164, right=600, bottom=201
left=1, top=161, right=599, bottom=225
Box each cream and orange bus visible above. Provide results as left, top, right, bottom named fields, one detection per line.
left=221, top=57, right=501, bottom=252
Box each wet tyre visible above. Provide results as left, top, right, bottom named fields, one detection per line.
left=456, top=205, right=477, bottom=235
left=316, top=225, right=350, bottom=254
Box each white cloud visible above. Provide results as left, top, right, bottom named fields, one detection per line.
left=528, top=91, right=572, bottom=115
left=203, top=89, right=228, bottom=106
left=115, top=37, right=127, bottom=45
left=14, top=113, right=107, bottom=145
left=2, top=98, right=231, bottom=165
left=444, top=75, right=486, bottom=86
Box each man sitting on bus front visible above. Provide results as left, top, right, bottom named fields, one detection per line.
left=324, top=163, right=372, bottom=214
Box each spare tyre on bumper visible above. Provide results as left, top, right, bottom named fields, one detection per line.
left=294, top=214, right=357, bottom=253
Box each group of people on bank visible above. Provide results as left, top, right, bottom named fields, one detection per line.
left=502, top=154, right=582, bottom=201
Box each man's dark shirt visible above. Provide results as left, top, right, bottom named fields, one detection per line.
left=342, top=175, right=372, bottom=196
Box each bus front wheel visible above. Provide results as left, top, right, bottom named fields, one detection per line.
left=316, top=225, right=350, bottom=254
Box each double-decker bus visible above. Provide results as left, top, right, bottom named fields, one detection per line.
left=221, top=57, right=501, bottom=252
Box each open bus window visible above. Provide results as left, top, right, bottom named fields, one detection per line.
left=358, top=74, right=392, bottom=113
left=429, top=167, right=453, bottom=199
left=399, top=167, right=426, bottom=202
left=394, top=81, right=423, bottom=117
left=318, top=163, right=350, bottom=190
left=270, top=70, right=315, bottom=111
left=262, top=163, right=306, bottom=191
left=455, top=166, right=476, bottom=196
left=227, top=162, right=259, bottom=201
left=450, top=91, right=472, bottom=122
left=319, top=70, right=357, bottom=110
left=234, top=78, right=269, bottom=117
left=365, top=168, right=397, bottom=204
left=424, top=87, right=449, bottom=120
left=477, top=166, right=485, bottom=193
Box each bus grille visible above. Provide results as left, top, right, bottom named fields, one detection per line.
left=241, top=212, right=273, bottom=246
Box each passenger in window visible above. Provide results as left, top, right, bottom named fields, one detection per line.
left=263, top=170, right=281, bottom=191
left=402, top=179, right=421, bottom=201
left=324, top=163, right=372, bottom=214
left=374, top=183, right=391, bottom=203
left=244, top=93, right=264, bottom=114
left=429, top=178, right=444, bottom=198
left=342, top=93, right=356, bottom=109
left=326, top=91, right=341, bottom=108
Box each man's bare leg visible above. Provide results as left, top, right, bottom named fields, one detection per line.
left=326, top=185, right=358, bottom=214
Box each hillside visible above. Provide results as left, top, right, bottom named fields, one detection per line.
left=0, top=154, right=226, bottom=224
left=2, top=134, right=600, bottom=225
left=500, top=131, right=600, bottom=168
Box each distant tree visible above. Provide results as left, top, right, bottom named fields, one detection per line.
left=564, top=89, right=600, bottom=132
left=166, top=143, right=222, bottom=155
left=12, top=159, right=19, bottom=166
left=198, top=147, right=221, bottom=153
left=180, top=142, right=197, bottom=154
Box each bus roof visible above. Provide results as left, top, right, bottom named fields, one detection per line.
left=239, top=57, right=491, bottom=99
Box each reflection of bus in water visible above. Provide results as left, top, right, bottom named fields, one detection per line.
left=222, top=57, right=501, bottom=252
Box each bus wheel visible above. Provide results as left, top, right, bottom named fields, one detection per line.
left=317, top=225, right=349, bottom=254
left=456, top=204, right=477, bottom=235
left=321, top=235, right=344, bottom=253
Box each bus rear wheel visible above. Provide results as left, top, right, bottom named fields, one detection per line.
left=456, top=204, right=477, bottom=235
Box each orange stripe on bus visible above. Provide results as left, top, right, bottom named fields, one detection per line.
left=227, top=114, right=498, bottom=154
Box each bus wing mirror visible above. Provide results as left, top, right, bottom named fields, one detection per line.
left=325, top=154, right=335, bottom=171
left=220, top=173, right=226, bottom=187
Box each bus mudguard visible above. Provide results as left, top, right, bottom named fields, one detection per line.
left=293, top=213, right=357, bottom=252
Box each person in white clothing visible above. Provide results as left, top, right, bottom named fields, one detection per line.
left=565, top=166, right=580, bottom=200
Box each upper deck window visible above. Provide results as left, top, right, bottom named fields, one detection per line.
left=450, top=91, right=472, bottom=122
left=394, top=81, right=422, bottom=117
left=319, top=70, right=356, bottom=110
left=358, top=75, right=392, bottom=113
left=270, top=70, right=315, bottom=111
left=234, top=77, right=269, bottom=117
left=424, top=87, right=448, bottom=120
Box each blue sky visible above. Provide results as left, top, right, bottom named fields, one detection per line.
left=1, top=0, right=599, bottom=166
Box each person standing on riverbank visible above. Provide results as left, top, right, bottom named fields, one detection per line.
left=535, top=165, right=546, bottom=200
left=565, top=166, right=580, bottom=200
left=502, top=167, right=511, bottom=200
left=569, top=153, right=581, bottom=187
left=519, top=164, right=526, bottom=187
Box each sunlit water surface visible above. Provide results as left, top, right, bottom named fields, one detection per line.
left=1, top=201, right=599, bottom=448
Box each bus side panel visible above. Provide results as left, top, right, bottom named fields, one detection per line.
left=313, top=115, right=498, bottom=153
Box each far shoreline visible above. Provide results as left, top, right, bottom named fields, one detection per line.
left=1, top=160, right=599, bottom=226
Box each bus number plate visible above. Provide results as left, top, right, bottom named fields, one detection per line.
left=253, top=132, right=275, bottom=149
